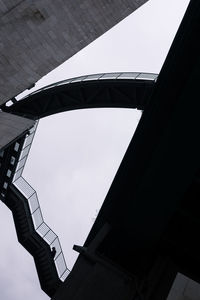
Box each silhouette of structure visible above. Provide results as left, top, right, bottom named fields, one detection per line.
left=0, top=71, right=157, bottom=297
left=1, top=0, right=200, bottom=299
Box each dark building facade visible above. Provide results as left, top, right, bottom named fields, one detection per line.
left=0, top=71, right=157, bottom=298
left=1, top=0, right=200, bottom=299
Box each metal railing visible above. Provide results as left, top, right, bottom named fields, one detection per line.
left=12, top=121, right=70, bottom=282
left=15, top=72, right=158, bottom=101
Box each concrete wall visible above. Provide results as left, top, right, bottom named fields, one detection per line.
left=0, top=111, right=35, bottom=150
left=167, top=273, right=200, bottom=300
left=52, top=255, right=136, bottom=300
left=0, top=0, right=148, bottom=104
left=53, top=267, right=200, bottom=300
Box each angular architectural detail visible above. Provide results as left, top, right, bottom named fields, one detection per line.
left=0, top=72, right=154, bottom=298
left=2, top=0, right=200, bottom=299
left=3, top=72, right=157, bottom=119
left=0, top=0, right=149, bottom=103
left=0, top=123, right=70, bottom=297
left=0, top=111, right=35, bottom=150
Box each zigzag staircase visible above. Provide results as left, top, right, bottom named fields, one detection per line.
left=0, top=122, right=69, bottom=297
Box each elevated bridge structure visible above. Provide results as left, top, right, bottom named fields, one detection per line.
left=1, top=1, right=200, bottom=299
left=0, top=72, right=156, bottom=297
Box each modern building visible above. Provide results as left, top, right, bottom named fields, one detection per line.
left=0, top=71, right=157, bottom=298
left=0, top=0, right=148, bottom=104
left=1, top=0, right=200, bottom=299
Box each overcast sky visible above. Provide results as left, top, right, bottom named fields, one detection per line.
left=0, top=0, right=190, bottom=299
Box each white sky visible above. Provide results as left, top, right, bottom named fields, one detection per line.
left=0, top=0, right=190, bottom=299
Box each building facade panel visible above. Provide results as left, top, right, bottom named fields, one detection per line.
left=0, top=111, right=35, bottom=150
left=0, top=0, right=148, bottom=104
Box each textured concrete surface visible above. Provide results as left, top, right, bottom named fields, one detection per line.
left=0, top=0, right=148, bottom=104
left=0, top=111, right=35, bottom=150
left=167, top=273, right=200, bottom=300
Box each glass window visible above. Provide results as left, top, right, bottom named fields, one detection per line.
left=3, top=182, right=8, bottom=189
left=83, top=74, right=102, bottom=81
left=118, top=72, right=139, bottom=79
left=15, top=156, right=26, bottom=172
left=19, top=145, right=30, bottom=161
left=55, top=253, right=67, bottom=277
left=43, top=229, right=57, bottom=244
left=23, top=133, right=34, bottom=149
left=12, top=168, right=23, bottom=182
left=37, top=223, right=50, bottom=238
left=14, top=177, right=35, bottom=198
left=70, top=76, right=87, bottom=83
left=32, top=208, right=43, bottom=229
left=99, top=73, right=121, bottom=80
left=14, top=142, right=20, bottom=152
left=28, top=192, right=39, bottom=213
left=5, top=100, right=13, bottom=107
left=136, top=73, right=158, bottom=80
left=6, top=169, right=12, bottom=178
left=10, top=156, right=16, bottom=165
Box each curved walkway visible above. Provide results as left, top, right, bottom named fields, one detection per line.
left=3, top=72, right=157, bottom=119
